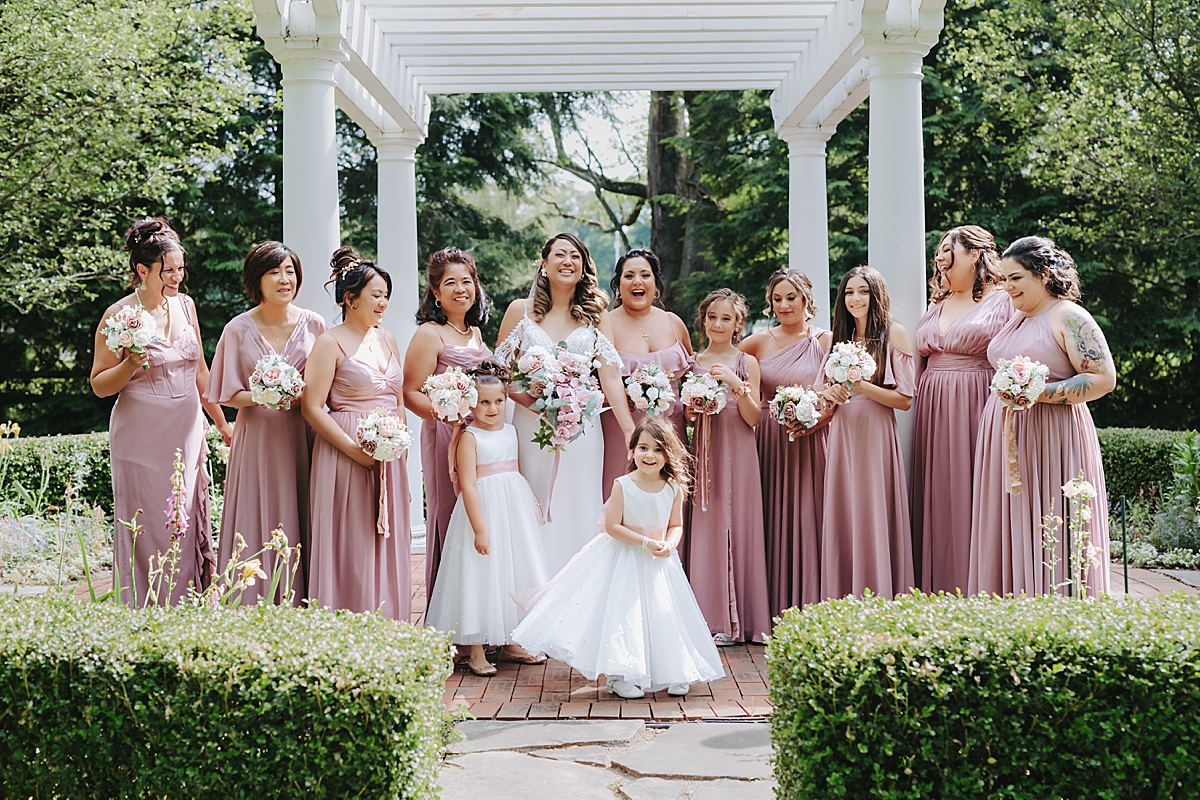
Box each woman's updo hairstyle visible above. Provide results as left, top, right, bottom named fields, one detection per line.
left=123, top=216, right=186, bottom=289
left=325, top=246, right=392, bottom=320
left=415, top=247, right=492, bottom=327
left=764, top=268, right=817, bottom=321
left=531, top=232, right=608, bottom=327
left=609, top=248, right=665, bottom=308
left=242, top=241, right=302, bottom=305
left=468, top=360, right=511, bottom=389
left=695, top=288, right=750, bottom=345
left=1001, top=236, right=1081, bottom=302
left=929, top=225, right=1002, bottom=303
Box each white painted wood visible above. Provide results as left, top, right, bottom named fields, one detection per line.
left=780, top=125, right=834, bottom=331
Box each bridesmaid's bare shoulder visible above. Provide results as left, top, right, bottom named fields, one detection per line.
left=310, top=330, right=346, bottom=362
left=816, top=329, right=834, bottom=352
left=739, top=328, right=771, bottom=356
left=666, top=311, right=692, bottom=352
left=888, top=322, right=912, bottom=355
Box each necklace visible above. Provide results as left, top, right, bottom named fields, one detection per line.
left=628, top=310, right=652, bottom=344
left=445, top=319, right=471, bottom=337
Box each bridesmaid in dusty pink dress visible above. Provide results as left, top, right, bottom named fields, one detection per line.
left=90, top=217, right=232, bottom=606
left=402, top=248, right=492, bottom=602
left=601, top=249, right=692, bottom=501
left=969, top=237, right=1115, bottom=597
left=684, top=290, right=772, bottom=645
left=207, top=242, right=326, bottom=603
left=741, top=269, right=832, bottom=615
left=303, top=248, right=411, bottom=620
left=911, top=226, right=1013, bottom=594
left=820, top=266, right=915, bottom=600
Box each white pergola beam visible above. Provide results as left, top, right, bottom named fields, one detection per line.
left=341, top=0, right=429, bottom=133
left=770, top=0, right=865, bottom=130
left=368, top=3, right=835, bottom=22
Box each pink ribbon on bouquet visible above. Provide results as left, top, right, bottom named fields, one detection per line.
left=1002, top=405, right=1023, bottom=495
left=693, top=411, right=713, bottom=511
left=376, top=461, right=390, bottom=537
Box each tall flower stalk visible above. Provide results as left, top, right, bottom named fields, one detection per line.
left=1041, top=471, right=1104, bottom=596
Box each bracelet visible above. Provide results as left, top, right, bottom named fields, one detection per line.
left=641, top=535, right=651, bottom=550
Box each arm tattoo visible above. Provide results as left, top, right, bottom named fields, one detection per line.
left=1042, top=373, right=1094, bottom=404
left=1062, top=308, right=1109, bottom=372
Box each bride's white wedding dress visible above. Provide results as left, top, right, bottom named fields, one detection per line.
left=494, top=306, right=622, bottom=574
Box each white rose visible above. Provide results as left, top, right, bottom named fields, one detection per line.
left=260, top=388, right=282, bottom=407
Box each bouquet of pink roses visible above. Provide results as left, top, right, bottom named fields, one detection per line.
left=356, top=408, right=412, bottom=462
left=421, top=366, right=477, bottom=423
left=249, top=353, right=305, bottom=410
left=625, top=363, right=675, bottom=416
left=680, top=372, right=727, bottom=416
left=513, top=345, right=604, bottom=450
left=101, top=304, right=157, bottom=369
left=768, top=385, right=821, bottom=442
left=990, top=355, right=1050, bottom=411
left=824, top=341, right=877, bottom=389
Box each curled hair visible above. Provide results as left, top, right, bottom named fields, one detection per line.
left=467, top=360, right=511, bottom=389
left=609, top=248, right=665, bottom=309
left=324, top=246, right=392, bottom=320
left=929, top=225, right=1002, bottom=303
left=123, top=216, right=186, bottom=289
left=626, top=416, right=693, bottom=499
left=531, top=233, right=608, bottom=327
left=416, top=247, right=492, bottom=328
left=242, top=241, right=302, bottom=305
left=764, top=269, right=817, bottom=321
left=695, top=289, right=750, bottom=345
left=1001, top=236, right=1082, bottom=301
left=831, top=266, right=892, bottom=387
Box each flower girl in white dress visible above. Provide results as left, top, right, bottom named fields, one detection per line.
left=426, top=362, right=549, bottom=676
left=513, top=417, right=723, bottom=698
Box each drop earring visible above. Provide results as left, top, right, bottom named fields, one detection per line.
left=138, top=279, right=147, bottom=291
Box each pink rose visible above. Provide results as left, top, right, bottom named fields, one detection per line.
left=847, top=367, right=862, bottom=383
left=377, top=415, right=400, bottom=437
left=783, top=401, right=797, bottom=422
left=124, top=315, right=145, bottom=331
left=118, top=331, right=134, bottom=348
left=262, top=366, right=283, bottom=387
left=360, top=439, right=377, bottom=456
left=704, top=398, right=720, bottom=414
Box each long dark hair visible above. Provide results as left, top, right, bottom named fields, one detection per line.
left=123, top=216, right=187, bottom=290
left=609, top=248, right=665, bottom=308
left=929, top=225, right=1002, bottom=303
left=324, top=246, right=392, bottom=321
left=531, top=233, right=608, bottom=326
left=415, top=247, right=492, bottom=328
left=831, top=266, right=892, bottom=387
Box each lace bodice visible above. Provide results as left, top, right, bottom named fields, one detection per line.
left=494, top=311, right=622, bottom=371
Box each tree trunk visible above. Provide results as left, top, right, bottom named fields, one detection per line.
left=647, top=91, right=689, bottom=305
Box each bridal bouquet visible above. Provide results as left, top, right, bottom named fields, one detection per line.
left=990, top=355, right=1050, bottom=410
left=249, top=353, right=305, bottom=410
left=422, top=367, right=477, bottom=423
left=768, top=386, right=822, bottom=442
left=625, top=363, right=675, bottom=416
left=356, top=408, right=412, bottom=462
left=680, top=372, right=727, bottom=416
left=102, top=305, right=157, bottom=369
left=514, top=345, right=605, bottom=449
left=824, top=341, right=877, bottom=389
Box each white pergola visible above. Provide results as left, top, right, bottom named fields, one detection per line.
left=251, top=0, right=946, bottom=544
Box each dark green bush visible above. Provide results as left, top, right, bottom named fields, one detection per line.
left=768, top=593, right=1200, bottom=799
left=0, top=595, right=453, bottom=798
left=1098, top=427, right=1191, bottom=500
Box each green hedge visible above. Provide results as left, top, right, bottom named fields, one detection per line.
left=768, top=593, right=1200, bottom=799
left=1098, top=427, right=1190, bottom=500
left=0, top=596, right=453, bottom=798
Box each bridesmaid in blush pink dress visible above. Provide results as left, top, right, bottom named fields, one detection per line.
left=684, top=290, right=772, bottom=645
left=303, top=248, right=411, bottom=620
left=402, top=248, right=492, bottom=602
left=207, top=242, right=325, bottom=603
left=911, top=227, right=1013, bottom=594
left=741, top=269, right=832, bottom=616
left=90, top=218, right=232, bottom=606
left=820, top=267, right=915, bottom=600
left=601, top=249, right=692, bottom=501
left=969, top=237, right=1116, bottom=598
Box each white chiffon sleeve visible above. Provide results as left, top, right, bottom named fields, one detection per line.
left=593, top=329, right=623, bottom=370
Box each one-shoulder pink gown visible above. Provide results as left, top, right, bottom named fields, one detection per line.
left=206, top=309, right=326, bottom=603
left=756, top=328, right=829, bottom=615
left=968, top=302, right=1110, bottom=597
left=421, top=341, right=491, bottom=602
left=684, top=354, right=772, bottom=644
left=109, top=297, right=214, bottom=606
left=600, top=341, right=691, bottom=501
left=307, top=350, right=412, bottom=620
left=820, top=342, right=916, bottom=600
left=910, top=290, right=1012, bottom=593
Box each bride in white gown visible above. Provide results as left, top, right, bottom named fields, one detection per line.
left=494, top=233, right=636, bottom=574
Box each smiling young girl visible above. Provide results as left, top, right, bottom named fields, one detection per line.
left=819, top=266, right=916, bottom=600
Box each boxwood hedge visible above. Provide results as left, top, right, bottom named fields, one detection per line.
left=768, top=593, right=1200, bottom=799
left=0, top=595, right=453, bottom=798
left=1097, top=427, right=1190, bottom=500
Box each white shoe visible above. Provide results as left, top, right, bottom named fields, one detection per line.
left=609, top=678, right=645, bottom=699
left=667, top=683, right=690, bottom=696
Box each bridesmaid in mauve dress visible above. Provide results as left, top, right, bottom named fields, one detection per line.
left=601, top=249, right=692, bottom=501
left=910, top=226, right=1013, bottom=594
left=207, top=242, right=326, bottom=603
left=741, top=269, right=832, bottom=615
left=969, top=237, right=1116, bottom=598
left=820, top=267, right=916, bottom=600
left=402, top=248, right=492, bottom=602
left=90, top=217, right=232, bottom=606
left=303, top=248, right=411, bottom=620
left=684, top=290, right=772, bottom=645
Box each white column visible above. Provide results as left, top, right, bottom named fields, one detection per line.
left=373, top=131, right=427, bottom=550
left=278, top=46, right=346, bottom=323
left=780, top=125, right=835, bottom=330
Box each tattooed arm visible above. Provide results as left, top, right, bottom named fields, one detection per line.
left=1039, top=303, right=1117, bottom=405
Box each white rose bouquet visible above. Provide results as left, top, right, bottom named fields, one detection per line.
left=356, top=408, right=412, bottom=462
left=680, top=372, right=727, bottom=416
left=102, top=305, right=157, bottom=369
left=768, top=385, right=822, bottom=442
left=625, top=363, right=675, bottom=417
left=421, top=366, right=478, bottom=423
left=249, top=353, right=306, bottom=410
left=824, top=341, right=877, bottom=389
left=990, top=355, right=1050, bottom=411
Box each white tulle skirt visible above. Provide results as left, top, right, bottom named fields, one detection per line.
left=512, top=533, right=724, bottom=690
left=426, top=473, right=548, bottom=645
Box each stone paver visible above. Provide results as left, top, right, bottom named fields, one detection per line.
left=1156, top=569, right=1200, bottom=589
left=448, top=719, right=644, bottom=754
left=530, top=744, right=612, bottom=767
left=440, top=751, right=619, bottom=799
left=611, top=722, right=773, bottom=780
left=691, top=779, right=778, bottom=799
left=617, top=777, right=686, bottom=800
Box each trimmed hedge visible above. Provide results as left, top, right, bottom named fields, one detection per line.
left=1098, top=426, right=1190, bottom=500
left=768, top=593, right=1200, bottom=799
left=0, top=596, right=453, bottom=798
